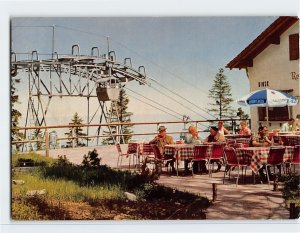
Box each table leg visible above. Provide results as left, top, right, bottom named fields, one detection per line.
left=176, top=158, right=179, bottom=177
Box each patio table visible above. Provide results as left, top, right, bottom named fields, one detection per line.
left=165, top=144, right=195, bottom=160
left=235, top=146, right=294, bottom=174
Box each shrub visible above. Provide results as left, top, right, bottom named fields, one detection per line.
left=81, top=149, right=101, bottom=168
left=12, top=153, right=55, bottom=168
left=279, top=174, right=300, bottom=203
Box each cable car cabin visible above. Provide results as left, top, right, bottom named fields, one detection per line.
left=96, top=85, right=121, bottom=102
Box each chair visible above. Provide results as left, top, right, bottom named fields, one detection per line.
left=223, top=147, right=248, bottom=186
left=192, top=145, right=209, bottom=176
left=280, top=136, right=289, bottom=146
left=140, top=143, right=155, bottom=162
left=226, top=140, right=236, bottom=148
left=290, top=145, right=300, bottom=173
left=151, top=145, right=174, bottom=174
left=265, top=147, right=286, bottom=185
left=116, top=143, right=132, bottom=169
left=234, top=143, right=244, bottom=148
left=208, top=143, right=225, bottom=177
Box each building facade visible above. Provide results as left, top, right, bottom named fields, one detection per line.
left=227, top=16, right=299, bottom=132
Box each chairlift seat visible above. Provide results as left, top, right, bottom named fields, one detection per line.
left=96, top=86, right=120, bottom=101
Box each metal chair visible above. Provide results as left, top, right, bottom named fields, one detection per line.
left=223, top=147, right=248, bottom=186
left=290, top=145, right=300, bottom=173
left=192, top=145, right=209, bottom=176
left=234, top=143, right=244, bottom=148
left=265, top=146, right=286, bottom=185
left=226, top=139, right=236, bottom=148
left=151, top=145, right=174, bottom=174
left=208, top=143, right=225, bottom=177
left=140, top=143, right=155, bottom=164
left=116, top=143, right=132, bottom=169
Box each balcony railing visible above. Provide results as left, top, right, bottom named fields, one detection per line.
left=12, top=118, right=250, bottom=156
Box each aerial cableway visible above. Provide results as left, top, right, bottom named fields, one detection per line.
left=11, top=45, right=148, bottom=148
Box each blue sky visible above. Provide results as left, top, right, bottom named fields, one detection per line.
left=2, top=0, right=300, bottom=232
left=12, top=16, right=278, bottom=134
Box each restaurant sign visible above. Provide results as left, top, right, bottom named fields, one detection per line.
left=258, top=81, right=269, bottom=87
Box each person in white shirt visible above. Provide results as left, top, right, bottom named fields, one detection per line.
left=281, top=118, right=295, bottom=132
left=218, top=121, right=230, bottom=135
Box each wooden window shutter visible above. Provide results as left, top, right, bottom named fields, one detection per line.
left=289, top=33, right=299, bottom=60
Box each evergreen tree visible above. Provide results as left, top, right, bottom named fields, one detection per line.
left=31, top=129, right=45, bottom=151
left=11, top=77, right=24, bottom=150
left=102, top=89, right=133, bottom=145
left=65, top=112, right=89, bottom=147
left=207, top=68, right=234, bottom=119
left=237, top=107, right=249, bottom=120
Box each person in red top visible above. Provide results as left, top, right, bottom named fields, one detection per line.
left=238, top=120, right=251, bottom=135
left=204, top=126, right=225, bottom=172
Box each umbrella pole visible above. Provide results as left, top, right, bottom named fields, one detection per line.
left=266, top=106, right=269, bottom=127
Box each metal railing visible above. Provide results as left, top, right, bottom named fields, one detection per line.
left=12, top=118, right=251, bottom=156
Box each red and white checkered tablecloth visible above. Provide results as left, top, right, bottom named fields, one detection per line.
left=165, top=144, right=194, bottom=160
left=235, top=138, right=251, bottom=145
left=235, top=146, right=294, bottom=174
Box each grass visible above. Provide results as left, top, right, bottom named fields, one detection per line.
left=13, top=172, right=124, bottom=202
left=11, top=152, right=210, bottom=220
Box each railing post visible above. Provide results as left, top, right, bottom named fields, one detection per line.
left=45, top=129, right=49, bottom=157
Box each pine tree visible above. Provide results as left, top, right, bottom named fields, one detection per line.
left=11, top=77, right=24, bottom=150
left=237, top=107, right=249, bottom=120
left=102, top=89, right=133, bottom=145
left=32, top=129, right=44, bottom=151
left=207, top=68, right=235, bottom=119
left=65, top=112, right=89, bottom=147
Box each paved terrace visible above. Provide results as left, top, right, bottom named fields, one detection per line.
left=36, top=144, right=291, bottom=220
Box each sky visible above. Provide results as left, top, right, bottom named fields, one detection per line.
left=11, top=16, right=278, bottom=139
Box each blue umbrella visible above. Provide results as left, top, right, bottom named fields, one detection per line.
left=237, top=89, right=298, bottom=107
left=237, top=88, right=299, bottom=125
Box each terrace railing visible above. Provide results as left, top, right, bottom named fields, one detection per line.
left=12, top=118, right=250, bottom=156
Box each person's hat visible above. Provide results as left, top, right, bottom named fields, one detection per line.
left=210, top=126, right=218, bottom=132
left=158, top=126, right=167, bottom=132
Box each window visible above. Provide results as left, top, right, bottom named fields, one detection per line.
left=258, top=106, right=290, bottom=121
left=289, top=34, right=299, bottom=60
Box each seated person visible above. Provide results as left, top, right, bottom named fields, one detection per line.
left=184, top=125, right=206, bottom=173
left=218, top=121, right=230, bottom=135
left=239, top=120, right=252, bottom=135
left=251, top=126, right=282, bottom=180
left=149, top=125, right=176, bottom=172
left=250, top=126, right=272, bottom=147
left=281, top=118, right=295, bottom=132
left=203, top=126, right=225, bottom=172
left=185, top=125, right=202, bottom=144
left=204, top=126, right=226, bottom=144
